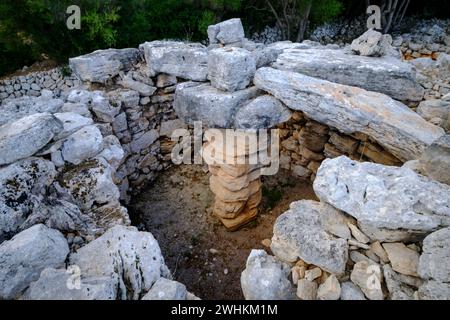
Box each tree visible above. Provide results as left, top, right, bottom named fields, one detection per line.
left=264, top=0, right=343, bottom=42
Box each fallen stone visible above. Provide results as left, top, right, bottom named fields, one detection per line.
left=0, top=158, right=56, bottom=242
left=317, top=274, right=341, bottom=300
left=296, top=279, right=318, bottom=300
left=142, top=278, right=187, bottom=300
left=0, top=224, right=69, bottom=299
left=0, top=113, right=63, bottom=165
left=254, top=68, right=442, bottom=161
left=207, top=18, right=245, bottom=45
left=54, top=112, right=94, bottom=140
left=208, top=47, right=256, bottom=92
left=24, top=268, right=117, bottom=300
left=348, top=223, right=370, bottom=244
left=351, top=29, right=397, bottom=57
left=383, top=264, right=415, bottom=300
left=273, top=48, right=424, bottom=102
left=383, top=243, right=420, bottom=277
left=340, top=281, right=366, bottom=300
left=241, top=249, right=295, bottom=300
left=270, top=200, right=348, bottom=274
left=419, top=134, right=450, bottom=185
left=173, top=82, right=260, bottom=128
left=69, top=225, right=170, bottom=300
left=69, top=48, right=139, bottom=83
left=418, top=227, right=450, bottom=283
left=119, top=76, right=157, bottom=97
left=61, top=125, right=103, bottom=165
left=350, top=261, right=384, bottom=300
left=234, top=95, right=291, bottom=129
left=314, top=156, right=450, bottom=242
left=140, top=41, right=208, bottom=81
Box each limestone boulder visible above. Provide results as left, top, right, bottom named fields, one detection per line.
left=69, top=225, right=170, bottom=300
left=207, top=18, right=245, bottom=45
left=351, top=29, right=398, bottom=57
left=314, top=156, right=450, bottom=242
left=418, top=227, right=450, bottom=283
left=254, top=68, right=442, bottom=161
left=142, top=278, right=187, bottom=300
left=0, top=224, right=69, bottom=299
left=419, top=134, right=450, bottom=185
left=61, top=125, right=103, bottom=165
left=69, top=48, right=140, bottom=83
left=53, top=112, right=94, bottom=140
left=270, top=200, right=349, bottom=274
left=241, top=249, right=296, bottom=300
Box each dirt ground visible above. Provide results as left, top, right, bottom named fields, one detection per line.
left=129, top=164, right=317, bottom=300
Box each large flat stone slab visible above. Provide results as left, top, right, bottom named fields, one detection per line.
left=173, top=82, right=260, bottom=128
left=314, top=156, right=450, bottom=242
left=273, top=48, right=424, bottom=102
left=254, top=67, right=444, bottom=161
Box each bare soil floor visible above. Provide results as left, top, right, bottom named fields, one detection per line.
left=129, top=164, right=317, bottom=300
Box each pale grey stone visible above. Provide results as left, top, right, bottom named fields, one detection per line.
left=351, top=29, right=398, bottom=57
left=98, top=135, right=125, bottom=170
left=419, top=135, right=450, bottom=185
left=173, top=82, right=260, bottom=128
left=0, top=158, right=56, bottom=242
left=314, top=156, right=450, bottom=242
left=0, top=224, right=69, bottom=299
left=208, top=47, right=256, bottom=92
left=54, top=112, right=94, bottom=140
left=24, top=268, right=117, bottom=300
left=418, top=227, right=450, bottom=283
left=340, top=281, right=366, bottom=300
left=62, top=125, right=103, bottom=165
left=0, top=113, right=63, bottom=165
left=69, top=225, right=170, bottom=300
left=234, top=95, right=291, bottom=129
left=418, top=280, right=450, bottom=300
left=60, top=103, right=92, bottom=118
left=241, top=249, right=296, bottom=300
left=254, top=68, right=442, bottom=161
left=207, top=18, right=245, bottom=45
left=142, top=278, right=187, bottom=300
left=159, top=119, right=187, bottom=137
left=119, top=76, right=157, bottom=97
left=383, top=264, right=415, bottom=300
left=130, top=129, right=159, bottom=153
left=140, top=41, right=208, bottom=81
left=317, top=274, right=341, bottom=300
left=270, top=200, right=348, bottom=274
left=91, top=92, right=120, bottom=123
left=350, top=260, right=384, bottom=300
left=273, top=48, right=424, bottom=102
left=69, top=48, right=139, bottom=83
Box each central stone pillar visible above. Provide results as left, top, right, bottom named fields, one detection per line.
left=203, top=130, right=263, bottom=231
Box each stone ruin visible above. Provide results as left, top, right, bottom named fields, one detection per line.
left=0, top=18, right=449, bottom=300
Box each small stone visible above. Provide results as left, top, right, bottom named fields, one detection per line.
left=305, top=267, right=322, bottom=281
left=350, top=261, right=384, bottom=300
left=261, top=239, right=271, bottom=247
left=370, top=241, right=390, bottom=264
left=296, top=279, right=318, bottom=300
left=340, top=281, right=366, bottom=300
left=348, top=223, right=370, bottom=244
left=317, top=274, right=341, bottom=300
left=383, top=243, right=419, bottom=277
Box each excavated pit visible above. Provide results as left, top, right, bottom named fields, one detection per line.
left=129, top=164, right=317, bottom=299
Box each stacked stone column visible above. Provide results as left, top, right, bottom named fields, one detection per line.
left=203, top=130, right=262, bottom=231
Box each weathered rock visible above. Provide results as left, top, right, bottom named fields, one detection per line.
left=254, top=68, right=442, bottom=161
left=130, top=129, right=159, bottom=153
left=119, top=76, right=157, bottom=97
left=234, top=95, right=291, bottom=129
left=314, top=156, right=450, bottom=242
left=305, top=267, right=322, bottom=281
left=419, top=134, right=450, bottom=185
left=61, top=103, right=91, bottom=118
left=207, top=18, right=245, bottom=45
left=0, top=224, right=69, bottom=299
left=370, top=241, right=390, bottom=264
left=383, top=243, right=420, bottom=277
left=140, top=41, right=208, bottom=81
left=208, top=47, right=256, bottom=92
left=69, top=225, right=170, bottom=300
left=91, top=92, right=120, bottom=123
left=98, top=135, right=125, bottom=170
left=418, top=280, right=450, bottom=300
left=383, top=264, right=415, bottom=300
left=317, top=274, right=341, bottom=300
left=174, top=82, right=260, bottom=128
left=0, top=158, right=56, bottom=242
left=24, top=268, right=117, bottom=300
left=142, top=278, right=187, bottom=300
left=58, top=158, right=120, bottom=210
left=297, top=279, right=318, bottom=300
left=270, top=200, right=348, bottom=274
left=241, top=249, right=295, bottom=300
left=69, top=48, right=139, bottom=83
left=159, top=119, right=187, bottom=137
left=61, top=125, right=103, bottom=165
left=351, top=29, right=397, bottom=57
left=340, top=281, right=366, bottom=300
left=272, top=49, right=424, bottom=102
left=0, top=113, right=63, bottom=165
left=350, top=261, right=384, bottom=300
left=54, top=112, right=94, bottom=140
left=0, top=95, right=64, bottom=126
left=418, top=227, right=450, bottom=283
left=417, top=99, right=450, bottom=130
